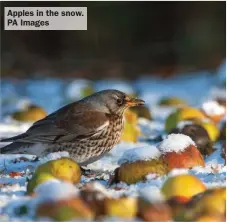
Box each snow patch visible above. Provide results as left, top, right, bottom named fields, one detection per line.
left=16, top=98, right=32, bottom=111
left=139, top=186, right=165, bottom=203
left=86, top=142, right=149, bottom=171
left=177, top=120, right=194, bottom=130
left=138, top=118, right=164, bottom=138
left=202, top=100, right=225, bottom=116
left=66, top=79, right=93, bottom=100
left=210, top=87, right=226, bottom=100
left=158, top=134, right=196, bottom=153
left=167, top=168, right=189, bottom=178
left=39, top=152, right=70, bottom=164
left=0, top=183, right=26, bottom=194
left=118, top=145, right=161, bottom=165
left=35, top=180, right=79, bottom=201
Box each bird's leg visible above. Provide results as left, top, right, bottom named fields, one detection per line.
left=31, top=156, right=40, bottom=162
left=80, top=166, right=91, bottom=175
left=80, top=167, right=101, bottom=178
left=108, top=167, right=120, bottom=186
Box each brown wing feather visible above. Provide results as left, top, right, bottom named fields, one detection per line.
left=4, top=110, right=110, bottom=144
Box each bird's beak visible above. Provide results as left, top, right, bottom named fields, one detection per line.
left=125, top=97, right=145, bottom=107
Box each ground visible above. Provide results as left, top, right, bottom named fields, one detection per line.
left=0, top=62, right=226, bottom=221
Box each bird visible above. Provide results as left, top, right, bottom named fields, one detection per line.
left=0, top=90, right=145, bottom=166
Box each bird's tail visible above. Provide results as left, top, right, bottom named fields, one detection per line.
left=0, top=142, right=33, bottom=154
left=0, top=133, right=28, bottom=143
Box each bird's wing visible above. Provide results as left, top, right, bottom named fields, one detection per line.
left=5, top=110, right=110, bottom=143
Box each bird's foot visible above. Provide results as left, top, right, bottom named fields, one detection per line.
left=80, top=167, right=92, bottom=175
left=31, top=156, right=40, bottom=162
left=80, top=167, right=102, bottom=178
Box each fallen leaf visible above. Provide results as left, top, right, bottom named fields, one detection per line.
left=9, top=172, right=24, bottom=177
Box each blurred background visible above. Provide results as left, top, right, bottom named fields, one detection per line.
left=0, top=1, right=226, bottom=117
left=1, top=1, right=226, bottom=78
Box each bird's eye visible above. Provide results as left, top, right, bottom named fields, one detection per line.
left=117, top=98, right=123, bottom=106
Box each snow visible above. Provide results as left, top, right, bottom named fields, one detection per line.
left=39, top=152, right=70, bottom=164
left=34, top=180, right=79, bottom=201
left=177, top=120, right=194, bottom=130
left=202, top=100, right=225, bottom=116
left=138, top=118, right=164, bottom=139
left=210, top=87, right=226, bottom=100
left=15, top=98, right=32, bottom=111
left=118, top=145, right=161, bottom=165
left=166, top=169, right=189, bottom=178
left=158, top=133, right=196, bottom=153
left=65, top=79, right=93, bottom=101
left=86, top=142, right=150, bottom=171
left=139, top=186, right=165, bottom=203
left=0, top=67, right=226, bottom=221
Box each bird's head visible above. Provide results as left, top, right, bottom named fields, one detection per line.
left=85, top=89, right=145, bottom=115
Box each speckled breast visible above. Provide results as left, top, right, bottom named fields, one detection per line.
left=89, top=114, right=124, bottom=153
left=66, top=114, right=124, bottom=164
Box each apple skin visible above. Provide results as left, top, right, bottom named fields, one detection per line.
left=170, top=124, right=214, bottom=157
left=175, top=187, right=226, bottom=221
left=159, top=97, right=187, bottom=107
left=161, top=174, right=207, bottom=200
left=138, top=198, right=172, bottom=222
left=35, top=157, right=81, bottom=184
left=161, top=145, right=205, bottom=170
left=165, top=107, right=206, bottom=133
left=12, top=105, right=47, bottom=122
left=36, top=198, right=94, bottom=221
left=27, top=173, right=56, bottom=194
left=27, top=157, right=81, bottom=194
left=104, top=197, right=138, bottom=218
left=117, top=158, right=168, bottom=184
left=121, top=109, right=141, bottom=143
